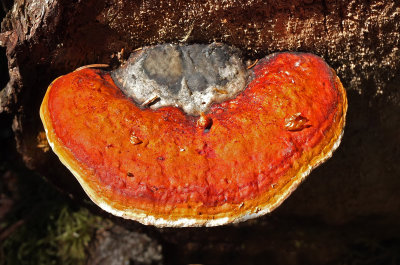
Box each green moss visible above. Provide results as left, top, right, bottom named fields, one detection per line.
left=0, top=171, right=107, bottom=265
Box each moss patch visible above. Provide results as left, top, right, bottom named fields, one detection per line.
left=0, top=169, right=107, bottom=265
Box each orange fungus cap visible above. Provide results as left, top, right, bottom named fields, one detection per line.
left=40, top=44, right=347, bottom=227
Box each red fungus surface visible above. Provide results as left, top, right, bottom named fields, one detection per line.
left=40, top=52, right=347, bottom=227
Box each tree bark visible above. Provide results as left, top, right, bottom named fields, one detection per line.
left=1, top=0, right=400, bottom=263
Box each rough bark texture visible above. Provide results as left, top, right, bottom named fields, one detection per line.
left=1, top=0, right=400, bottom=264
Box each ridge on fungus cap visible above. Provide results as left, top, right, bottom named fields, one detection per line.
left=40, top=43, right=347, bottom=227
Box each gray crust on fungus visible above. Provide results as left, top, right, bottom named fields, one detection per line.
left=111, top=43, right=249, bottom=116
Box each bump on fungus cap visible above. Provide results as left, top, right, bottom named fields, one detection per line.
left=40, top=43, right=347, bottom=227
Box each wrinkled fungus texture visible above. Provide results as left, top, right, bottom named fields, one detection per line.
left=42, top=52, right=346, bottom=226
left=111, top=43, right=248, bottom=116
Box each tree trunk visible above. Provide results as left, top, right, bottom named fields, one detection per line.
left=1, top=0, right=400, bottom=263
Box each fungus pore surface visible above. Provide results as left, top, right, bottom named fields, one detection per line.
left=40, top=44, right=347, bottom=227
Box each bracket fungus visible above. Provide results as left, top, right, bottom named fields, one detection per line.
left=40, top=43, right=347, bottom=227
